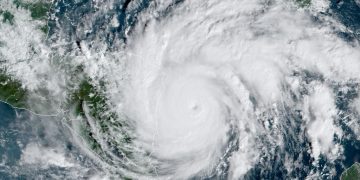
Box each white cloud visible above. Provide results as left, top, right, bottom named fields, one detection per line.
left=303, top=84, right=342, bottom=161
left=1, top=0, right=360, bottom=178
left=116, top=0, right=360, bottom=178
left=20, top=143, right=75, bottom=168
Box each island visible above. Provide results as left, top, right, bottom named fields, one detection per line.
left=341, top=162, right=360, bottom=180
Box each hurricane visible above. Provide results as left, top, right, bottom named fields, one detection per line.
left=1, top=0, right=360, bottom=179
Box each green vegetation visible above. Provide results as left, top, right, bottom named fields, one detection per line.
left=341, top=162, right=360, bottom=180
left=72, top=80, right=125, bottom=137
left=0, top=10, right=15, bottom=25
left=295, top=0, right=311, bottom=7
left=79, top=121, right=103, bottom=153
left=71, top=80, right=125, bottom=133
left=71, top=80, right=109, bottom=153
left=40, top=25, right=49, bottom=34
left=70, top=80, right=133, bottom=157
left=13, top=0, right=51, bottom=20
left=13, top=0, right=23, bottom=8
left=0, top=73, right=27, bottom=108
left=71, top=81, right=113, bottom=123
left=29, top=2, right=51, bottom=20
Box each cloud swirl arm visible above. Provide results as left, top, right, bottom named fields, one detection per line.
left=1, top=0, right=360, bottom=179
left=107, top=0, right=360, bottom=178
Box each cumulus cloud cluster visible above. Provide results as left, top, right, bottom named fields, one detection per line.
left=1, top=0, right=360, bottom=179
left=114, top=0, right=360, bottom=178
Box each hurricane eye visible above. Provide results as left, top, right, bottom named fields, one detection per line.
left=1, top=0, right=359, bottom=179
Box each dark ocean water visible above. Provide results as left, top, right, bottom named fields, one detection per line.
left=0, top=102, right=28, bottom=179
left=329, top=0, right=360, bottom=40
left=1, top=0, right=360, bottom=179
left=0, top=101, right=97, bottom=179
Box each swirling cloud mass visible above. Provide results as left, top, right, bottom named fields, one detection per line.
left=1, top=0, right=360, bottom=179
left=117, top=0, right=360, bottom=178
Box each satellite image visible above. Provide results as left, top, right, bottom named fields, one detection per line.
left=0, top=0, right=360, bottom=179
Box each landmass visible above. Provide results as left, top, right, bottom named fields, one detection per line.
left=341, top=162, right=360, bottom=180
left=70, top=80, right=132, bottom=154
left=0, top=10, right=15, bottom=25
left=0, top=0, right=313, bottom=171
left=296, top=0, right=311, bottom=7
left=0, top=72, right=27, bottom=108
left=0, top=0, right=52, bottom=110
